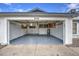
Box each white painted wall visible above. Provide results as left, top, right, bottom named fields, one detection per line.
left=64, top=18, right=72, bottom=44
left=27, top=28, right=39, bottom=34
left=39, top=28, right=47, bottom=34
left=9, top=22, right=26, bottom=40
left=0, top=18, right=8, bottom=45
left=27, top=23, right=39, bottom=34
left=27, top=28, right=47, bottom=35
left=0, top=19, right=4, bottom=43
left=50, top=24, right=63, bottom=40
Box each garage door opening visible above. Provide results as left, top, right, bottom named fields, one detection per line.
left=8, top=20, right=64, bottom=45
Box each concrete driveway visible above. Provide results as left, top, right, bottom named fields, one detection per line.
left=0, top=45, right=79, bottom=56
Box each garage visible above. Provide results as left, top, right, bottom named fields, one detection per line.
left=9, top=20, right=64, bottom=45
left=0, top=8, right=73, bottom=45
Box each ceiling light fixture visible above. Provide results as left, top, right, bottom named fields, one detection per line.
left=30, top=23, right=33, bottom=26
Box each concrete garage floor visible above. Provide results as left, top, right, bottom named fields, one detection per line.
left=10, top=35, right=63, bottom=45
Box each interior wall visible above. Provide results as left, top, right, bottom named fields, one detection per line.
left=27, top=23, right=39, bottom=34
left=50, top=23, right=63, bottom=40
left=27, top=28, right=39, bottom=34
left=9, top=22, right=26, bottom=40
left=9, top=21, right=63, bottom=41
left=27, top=22, right=48, bottom=34
left=39, top=28, right=47, bottom=34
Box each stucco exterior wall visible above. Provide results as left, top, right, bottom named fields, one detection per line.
left=0, top=18, right=8, bottom=45
left=0, top=18, right=5, bottom=43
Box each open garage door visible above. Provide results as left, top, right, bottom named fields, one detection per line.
left=8, top=20, right=64, bottom=45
